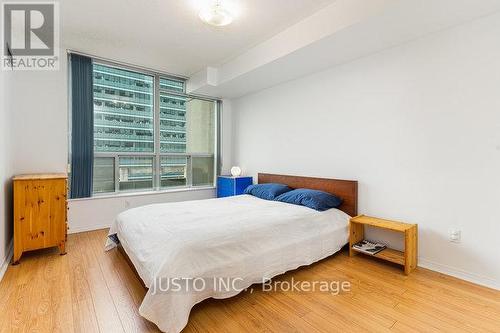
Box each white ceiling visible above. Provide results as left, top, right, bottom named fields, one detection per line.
left=189, top=0, right=500, bottom=98
left=61, top=0, right=336, bottom=76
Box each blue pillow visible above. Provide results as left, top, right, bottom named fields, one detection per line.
left=275, top=189, right=342, bottom=211
left=244, top=183, right=292, bottom=200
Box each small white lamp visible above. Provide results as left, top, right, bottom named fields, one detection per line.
left=230, top=166, right=242, bottom=177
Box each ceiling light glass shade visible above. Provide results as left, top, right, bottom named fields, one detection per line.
left=199, top=3, right=233, bottom=26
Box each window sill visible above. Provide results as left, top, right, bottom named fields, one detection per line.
left=68, top=186, right=216, bottom=202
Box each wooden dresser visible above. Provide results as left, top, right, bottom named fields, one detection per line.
left=13, top=173, right=68, bottom=264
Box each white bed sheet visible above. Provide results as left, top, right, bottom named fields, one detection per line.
left=105, top=194, right=349, bottom=333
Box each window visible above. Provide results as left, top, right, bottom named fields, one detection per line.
left=93, top=64, right=154, bottom=154
left=92, top=63, right=218, bottom=195
left=160, top=77, right=185, bottom=92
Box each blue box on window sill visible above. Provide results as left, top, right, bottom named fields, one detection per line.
left=217, top=176, right=253, bottom=198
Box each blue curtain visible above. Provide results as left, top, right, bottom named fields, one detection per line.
left=70, top=54, right=94, bottom=199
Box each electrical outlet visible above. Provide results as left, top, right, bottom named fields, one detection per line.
left=449, top=229, right=461, bottom=243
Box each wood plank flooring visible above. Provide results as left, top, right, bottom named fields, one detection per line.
left=1, top=229, right=499, bottom=333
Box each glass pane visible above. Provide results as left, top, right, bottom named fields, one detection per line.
left=161, top=156, right=187, bottom=188
left=160, top=93, right=187, bottom=153
left=160, top=77, right=185, bottom=92
left=192, top=156, right=214, bottom=186
left=93, top=157, right=115, bottom=193
left=119, top=156, right=153, bottom=191
left=93, top=64, right=154, bottom=153
left=186, top=99, right=216, bottom=155
left=159, top=95, right=216, bottom=155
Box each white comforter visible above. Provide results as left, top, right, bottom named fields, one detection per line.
left=105, top=194, right=349, bottom=333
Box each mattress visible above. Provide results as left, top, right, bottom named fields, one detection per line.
left=105, top=194, right=350, bottom=333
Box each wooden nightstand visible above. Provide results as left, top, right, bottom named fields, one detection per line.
left=349, top=215, right=418, bottom=275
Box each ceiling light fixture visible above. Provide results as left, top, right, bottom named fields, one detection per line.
left=199, top=1, right=233, bottom=27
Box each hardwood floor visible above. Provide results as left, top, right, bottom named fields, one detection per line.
left=1, top=229, right=499, bottom=333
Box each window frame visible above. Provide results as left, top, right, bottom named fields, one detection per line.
left=92, top=59, right=220, bottom=196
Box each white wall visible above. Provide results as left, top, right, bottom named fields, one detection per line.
left=8, top=55, right=69, bottom=175
left=231, top=12, right=500, bottom=289
left=0, top=71, right=13, bottom=277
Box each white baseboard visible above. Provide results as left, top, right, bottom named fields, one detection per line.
left=419, top=258, right=500, bottom=291
left=68, top=223, right=111, bottom=234
left=0, top=239, right=13, bottom=282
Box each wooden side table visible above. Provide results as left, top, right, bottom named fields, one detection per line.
left=349, top=215, right=418, bottom=275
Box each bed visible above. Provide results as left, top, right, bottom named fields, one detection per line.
left=105, top=173, right=358, bottom=333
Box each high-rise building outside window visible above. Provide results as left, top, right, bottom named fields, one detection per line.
left=92, top=63, right=218, bottom=195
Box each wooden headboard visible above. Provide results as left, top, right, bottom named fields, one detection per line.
left=258, top=173, right=358, bottom=216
